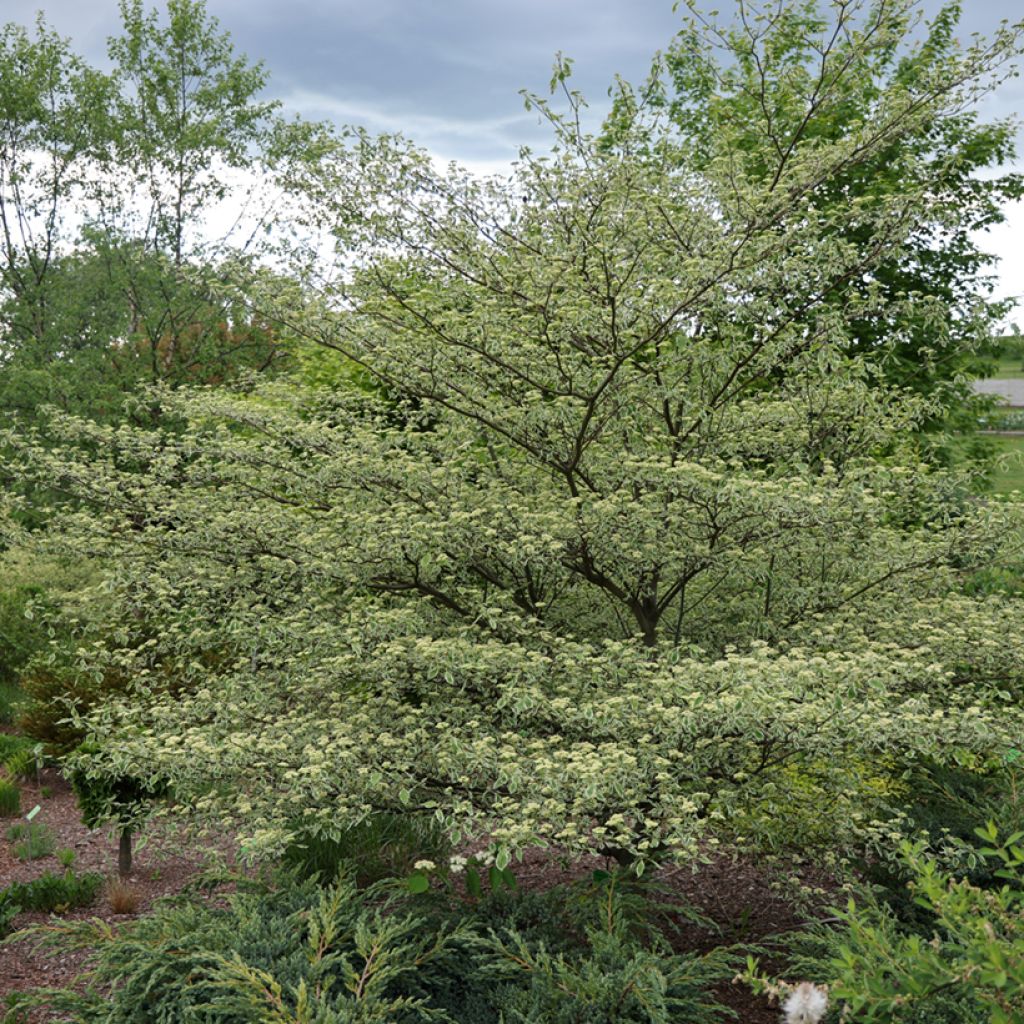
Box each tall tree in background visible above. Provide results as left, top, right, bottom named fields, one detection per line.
left=0, top=20, right=111, bottom=380
left=0, top=0, right=287, bottom=434
left=605, top=0, right=1021, bottom=444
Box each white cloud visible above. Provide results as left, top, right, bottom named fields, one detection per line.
left=279, top=87, right=541, bottom=159
left=979, top=192, right=1024, bottom=327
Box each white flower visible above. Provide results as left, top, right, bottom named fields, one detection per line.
left=448, top=855, right=468, bottom=874
left=413, top=859, right=436, bottom=871
left=782, top=982, right=828, bottom=1024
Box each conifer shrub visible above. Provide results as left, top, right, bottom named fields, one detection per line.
left=0, top=895, right=15, bottom=940
left=6, top=868, right=735, bottom=1023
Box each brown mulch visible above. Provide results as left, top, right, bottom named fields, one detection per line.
left=1, top=768, right=236, bottom=1010
left=469, top=843, right=835, bottom=1023
left=3, top=777, right=831, bottom=1023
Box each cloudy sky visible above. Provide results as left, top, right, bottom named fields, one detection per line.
left=9, top=0, right=1024, bottom=319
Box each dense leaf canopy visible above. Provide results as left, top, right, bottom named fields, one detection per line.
left=7, top=0, right=1024, bottom=869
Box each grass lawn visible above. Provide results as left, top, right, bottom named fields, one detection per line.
left=975, top=351, right=1024, bottom=493
left=989, top=355, right=1024, bottom=379
left=987, top=434, right=1024, bottom=494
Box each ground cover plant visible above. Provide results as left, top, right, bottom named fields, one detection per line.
left=0, top=870, right=102, bottom=939
left=6, top=866, right=737, bottom=1024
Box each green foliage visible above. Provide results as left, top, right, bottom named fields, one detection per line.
left=68, top=742, right=167, bottom=831
left=282, top=812, right=450, bottom=887
left=998, top=335, right=1024, bottom=363
left=0, top=898, right=16, bottom=941
left=6, top=822, right=55, bottom=861
left=0, top=547, right=86, bottom=692
left=979, top=410, right=1024, bottom=432
left=0, top=684, right=21, bottom=726
left=0, top=0, right=292, bottom=453
left=3, top=750, right=33, bottom=781
left=7, top=0, right=1024, bottom=870
left=0, top=733, right=33, bottom=767
left=749, top=829, right=1024, bottom=1022
left=773, top=920, right=987, bottom=1023
left=0, top=546, right=99, bottom=739
left=649, top=0, right=1023, bottom=442
left=0, top=585, right=49, bottom=691
left=860, top=760, right=1024, bottom=925
left=487, top=929, right=730, bottom=1024
left=8, top=871, right=473, bottom=1022
left=68, top=742, right=168, bottom=876
left=0, top=15, right=111, bottom=352
left=17, top=657, right=126, bottom=753
left=7, top=868, right=733, bottom=1024
left=0, top=777, right=19, bottom=817
left=2, top=869, right=102, bottom=918
left=471, top=871, right=729, bottom=1024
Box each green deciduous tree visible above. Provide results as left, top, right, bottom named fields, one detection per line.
left=607, top=0, right=1022, bottom=446
left=104, top=0, right=277, bottom=266
left=0, top=18, right=112, bottom=354
left=0, top=0, right=289, bottom=435
left=11, top=0, right=1024, bottom=870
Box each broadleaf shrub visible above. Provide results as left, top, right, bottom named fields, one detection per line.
left=748, top=828, right=1024, bottom=1022
left=858, top=759, right=1024, bottom=926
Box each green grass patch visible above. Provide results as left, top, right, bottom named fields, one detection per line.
left=989, top=354, right=1024, bottom=379
left=0, top=778, right=19, bottom=817
left=6, top=821, right=55, bottom=861
left=986, top=435, right=1024, bottom=494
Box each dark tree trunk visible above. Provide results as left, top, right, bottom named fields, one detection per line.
left=118, top=826, right=133, bottom=878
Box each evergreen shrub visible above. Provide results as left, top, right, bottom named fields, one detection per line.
left=6, top=868, right=735, bottom=1023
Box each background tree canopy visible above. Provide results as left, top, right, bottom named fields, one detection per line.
left=654, top=0, right=1022, bottom=438
left=0, top=0, right=290, bottom=436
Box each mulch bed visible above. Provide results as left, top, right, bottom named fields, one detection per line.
left=502, top=844, right=829, bottom=1022
left=1, top=768, right=234, bottom=1011
left=3, top=772, right=830, bottom=1022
